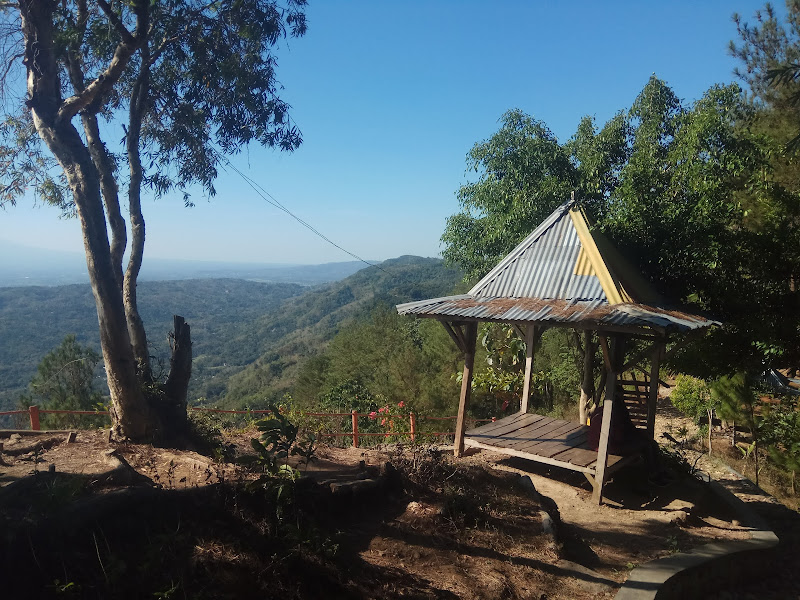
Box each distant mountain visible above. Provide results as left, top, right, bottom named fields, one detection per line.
left=0, top=241, right=369, bottom=286
left=0, top=256, right=462, bottom=414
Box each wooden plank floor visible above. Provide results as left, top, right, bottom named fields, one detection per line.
left=465, top=412, right=628, bottom=474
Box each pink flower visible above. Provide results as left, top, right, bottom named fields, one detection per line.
left=397, top=401, right=405, bottom=408
left=368, top=411, right=377, bottom=420
left=381, top=418, right=387, bottom=426
left=378, top=406, right=386, bottom=414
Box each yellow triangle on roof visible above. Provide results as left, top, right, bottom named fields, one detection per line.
left=568, top=207, right=633, bottom=304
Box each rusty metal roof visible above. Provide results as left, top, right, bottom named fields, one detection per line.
left=396, top=295, right=717, bottom=334
left=398, top=199, right=718, bottom=335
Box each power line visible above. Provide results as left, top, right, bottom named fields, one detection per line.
left=216, top=154, right=388, bottom=275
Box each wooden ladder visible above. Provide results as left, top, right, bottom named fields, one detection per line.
left=616, top=376, right=651, bottom=430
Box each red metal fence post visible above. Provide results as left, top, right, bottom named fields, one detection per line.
left=351, top=410, right=359, bottom=448
left=29, top=405, right=40, bottom=431
left=409, top=412, right=416, bottom=442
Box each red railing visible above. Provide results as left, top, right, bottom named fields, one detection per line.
left=0, top=405, right=496, bottom=448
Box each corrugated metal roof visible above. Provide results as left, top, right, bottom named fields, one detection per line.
left=396, top=296, right=717, bottom=334
left=398, top=198, right=718, bottom=335
left=469, top=201, right=608, bottom=301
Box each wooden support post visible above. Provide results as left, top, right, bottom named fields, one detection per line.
left=29, top=405, right=40, bottom=431
left=579, top=330, right=594, bottom=425
left=409, top=412, right=416, bottom=442
left=351, top=410, right=359, bottom=448
left=592, top=336, right=623, bottom=505
left=647, top=342, right=664, bottom=440
left=520, top=325, right=537, bottom=414
left=454, top=322, right=478, bottom=457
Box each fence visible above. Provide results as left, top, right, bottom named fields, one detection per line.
left=0, top=405, right=496, bottom=448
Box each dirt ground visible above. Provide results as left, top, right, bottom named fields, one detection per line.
left=0, top=416, right=758, bottom=600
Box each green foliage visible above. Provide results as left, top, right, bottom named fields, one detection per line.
left=442, top=109, right=576, bottom=281
left=0, top=0, right=308, bottom=207
left=246, top=406, right=317, bottom=515
left=761, top=400, right=800, bottom=492
left=671, top=375, right=716, bottom=421
left=19, top=335, right=106, bottom=429
left=221, top=257, right=463, bottom=408
left=292, top=304, right=461, bottom=424
left=671, top=374, right=719, bottom=454
left=441, top=73, right=800, bottom=379
left=0, top=279, right=306, bottom=412
left=711, top=372, right=758, bottom=426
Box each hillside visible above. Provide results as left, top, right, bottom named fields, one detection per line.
left=0, top=279, right=306, bottom=411
left=0, top=256, right=462, bottom=412
left=210, top=255, right=463, bottom=407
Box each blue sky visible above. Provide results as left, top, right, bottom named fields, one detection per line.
left=0, top=1, right=778, bottom=266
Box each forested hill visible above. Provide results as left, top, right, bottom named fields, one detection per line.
left=0, top=279, right=306, bottom=412
left=0, top=256, right=462, bottom=411
left=210, top=255, right=463, bottom=407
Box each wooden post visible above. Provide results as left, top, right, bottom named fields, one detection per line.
left=454, top=322, right=478, bottom=457
left=409, top=412, right=416, bottom=442
left=592, top=336, right=623, bottom=504
left=646, top=342, right=664, bottom=439
left=29, top=405, right=40, bottom=431
left=579, top=330, right=594, bottom=425
left=351, top=410, right=359, bottom=448
left=520, top=325, right=537, bottom=414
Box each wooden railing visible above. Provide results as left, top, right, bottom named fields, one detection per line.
left=0, top=405, right=496, bottom=448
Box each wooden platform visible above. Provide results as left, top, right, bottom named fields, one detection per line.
left=465, top=412, right=634, bottom=477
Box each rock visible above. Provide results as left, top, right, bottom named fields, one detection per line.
left=670, top=510, right=689, bottom=526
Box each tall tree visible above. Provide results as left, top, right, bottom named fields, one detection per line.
left=0, top=0, right=306, bottom=440
left=442, top=76, right=800, bottom=378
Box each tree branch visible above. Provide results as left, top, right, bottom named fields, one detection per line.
left=57, top=0, right=148, bottom=124
left=95, top=0, right=134, bottom=45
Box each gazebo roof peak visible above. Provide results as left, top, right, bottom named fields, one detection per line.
left=469, top=200, right=663, bottom=306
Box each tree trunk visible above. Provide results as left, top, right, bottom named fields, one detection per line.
left=20, top=0, right=155, bottom=440
left=124, top=52, right=152, bottom=381
left=160, top=315, right=192, bottom=439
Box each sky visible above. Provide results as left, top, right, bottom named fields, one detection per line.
left=0, top=1, right=781, bottom=266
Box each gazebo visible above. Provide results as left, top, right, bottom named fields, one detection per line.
left=397, top=198, right=717, bottom=503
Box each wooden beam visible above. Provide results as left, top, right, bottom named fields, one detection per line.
left=454, top=322, right=478, bottom=457
left=520, top=325, right=537, bottom=414
left=646, top=342, right=664, bottom=440
left=622, top=340, right=660, bottom=372
left=592, top=335, right=623, bottom=504
left=440, top=320, right=466, bottom=354
left=416, top=313, right=666, bottom=338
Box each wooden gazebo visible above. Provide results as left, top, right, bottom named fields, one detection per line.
left=397, top=199, right=717, bottom=503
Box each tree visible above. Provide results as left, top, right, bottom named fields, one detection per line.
left=442, top=76, right=800, bottom=380
left=20, top=334, right=105, bottom=429
left=712, top=372, right=762, bottom=484
left=671, top=375, right=719, bottom=455
left=441, top=109, right=578, bottom=281
left=0, top=1, right=307, bottom=440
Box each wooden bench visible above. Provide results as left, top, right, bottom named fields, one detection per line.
left=465, top=412, right=636, bottom=486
